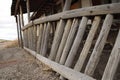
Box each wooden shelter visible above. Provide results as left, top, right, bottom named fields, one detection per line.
left=11, top=0, right=120, bottom=80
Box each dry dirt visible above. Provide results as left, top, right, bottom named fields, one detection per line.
left=0, top=41, right=59, bottom=80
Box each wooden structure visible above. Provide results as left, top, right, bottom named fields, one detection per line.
left=11, top=0, right=120, bottom=80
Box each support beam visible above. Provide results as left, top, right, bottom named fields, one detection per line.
left=22, top=3, right=120, bottom=30
left=26, top=0, right=30, bottom=22
left=15, top=16, right=20, bottom=47
left=24, top=47, right=96, bottom=80
left=102, top=28, right=120, bottom=80
left=18, top=12, right=24, bottom=48
left=48, top=0, right=72, bottom=60
left=84, top=14, right=113, bottom=76
left=19, top=5, right=24, bottom=27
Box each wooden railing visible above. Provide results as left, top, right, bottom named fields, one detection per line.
left=22, top=3, right=120, bottom=80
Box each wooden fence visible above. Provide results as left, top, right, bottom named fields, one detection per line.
left=22, top=1, right=120, bottom=80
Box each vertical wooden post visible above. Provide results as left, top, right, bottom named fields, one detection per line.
left=18, top=12, right=24, bottom=48
left=102, top=28, right=120, bottom=80
left=49, top=0, right=72, bottom=60
left=64, top=17, right=88, bottom=68
left=26, top=0, right=30, bottom=22
left=84, top=14, right=113, bottom=76
left=36, top=24, right=44, bottom=54
left=74, top=16, right=101, bottom=71
left=15, top=16, right=20, bottom=47
left=55, top=19, right=72, bottom=62
left=19, top=5, right=24, bottom=26
left=59, top=18, right=79, bottom=65
left=42, top=22, right=51, bottom=56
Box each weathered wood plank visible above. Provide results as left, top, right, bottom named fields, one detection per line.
left=48, top=19, right=65, bottom=60
left=40, top=23, right=47, bottom=54
left=48, top=0, right=72, bottom=60
left=84, top=14, right=113, bottom=76
left=42, top=22, right=51, bottom=56
left=24, top=47, right=96, bottom=80
left=36, top=24, right=44, bottom=54
left=55, top=19, right=72, bottom=62
left=74, top=16, right=101, bottom=71
left=22, top=3, right=120, bottom=30
left=102, top=28, right=120, bottom=80
left=33, top=25, right=37, bottom=51
left=59, top=18, right=79, bottom=65
left=64, top=17, right=88, bottom=68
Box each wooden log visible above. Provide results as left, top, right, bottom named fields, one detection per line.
left=15, top=16, right=21, bottom=47
left=42, top=22, right=51, bottom=56
left=74, top=16, right=101, bottom=71
left=84, top=14, right=113, bottom=76
left=19, top=5, right=24, bottom=27
left=63, top=0, right=72, bottom=11
left=55, top=19, right=72, bottom=62
left=49, top=19, right=65, bottom=60
left=25, top=29, right=28, bottom=48
left=27, top=28, right=31, bottom=48
left=26, top=0, right=30, bottom=22
left=40, top=23, right=47, bottom=54
left=18, top=13, right=24, bottom=48
left=59, top=18, right=79, bottom=65
left=64, top=17, right=88, bottom=68
left=102, top=28, right=120, bottom=80
left=33, top=25, right=37, bottom=51
left=49, top=0, right=72, bottom=60
left=81, top=0, right=92, bottom=7
left=36, top=24, right=44, bottom=54
left=22, top=3, right=120, bottom=30
left=24, top=47, right=96, bottom=80
left=29, top=27, right=33, bottom=50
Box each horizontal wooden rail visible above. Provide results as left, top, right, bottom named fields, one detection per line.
left=24, top=47, right=96, bottom=80
left=22, top=3, right=120, bottom=30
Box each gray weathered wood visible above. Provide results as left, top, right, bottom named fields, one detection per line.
left=74, top=16, right=101, bottom=71
left=18, top=13, right=24, bottom=48
left=102, top=28, right=120, bottom=80
left=26, top=0, right=30, bottom=22
left=24, top=47, right=96, bottom=80
left=84, top=14, right=113, bottom=76
left=15, top=16, right=21, bottom=47
left=59, top=18, right=79, bottom=65
left=22, top=3, right=120, bottom=30
left=36, top=24, right=44, bottom=54
left=40, top=23, right=47, bottom=54
left=42, top=22, right=51, bottom=56
left=48, top=0, right=72, bottom=60
left=64, top=17, right=88, bottom=68
left=33, top=25, right=37, bottom=51
left=49, top=19, right=65, bottom=60
left=55, top=19, right=72, bottom=62
left=63, top=0, right=72, bottom=11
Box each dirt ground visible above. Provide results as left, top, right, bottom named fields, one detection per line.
left=0, top=41, right=59, bottom=80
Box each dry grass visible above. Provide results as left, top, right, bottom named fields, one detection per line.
left=4, top=40, right=18, bottom=48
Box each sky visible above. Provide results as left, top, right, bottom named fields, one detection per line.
left=0, top=0, right=17, bottom=40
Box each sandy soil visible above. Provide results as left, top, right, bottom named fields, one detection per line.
left=0, top=42, right=59, bottom=80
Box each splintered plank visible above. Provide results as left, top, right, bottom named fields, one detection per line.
left=55, top=19, right=72, bottom=62
left=102, top=28, right=120, bottom=80
left=84, top=14, right=113, bottom=76
left=74, top=16, right=101, bottom=71
left=64, top=17, right=88, bottom=67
